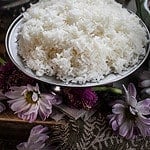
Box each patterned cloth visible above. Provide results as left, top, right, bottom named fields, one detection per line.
left=56, top=111, right=150, bottom=150
left=1, top=110, right=150, bottom=150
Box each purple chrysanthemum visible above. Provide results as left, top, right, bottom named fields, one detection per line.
left=17, top=125, right=49, bottom=150
left=108, top=83, right=150, bottom=139
left=63, top=88, right=98, bottom=109
left=5, top=84, right=61, bottom=122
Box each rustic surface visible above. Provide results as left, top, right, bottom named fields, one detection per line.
left=0, top=0, right=150, bottom=150
left=0, top=109, right=67, bottom=150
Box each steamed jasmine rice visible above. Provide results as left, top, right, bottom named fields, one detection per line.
left=18, top=0, right=147, bottom=84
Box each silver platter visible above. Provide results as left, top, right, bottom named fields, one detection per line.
left=5, top=14, right=150, bottom=87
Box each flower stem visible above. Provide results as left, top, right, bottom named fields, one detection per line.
left=93, top=86, right=122, bottom=94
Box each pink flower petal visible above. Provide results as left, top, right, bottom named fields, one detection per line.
left=16, top=142, right=27, bottom=150
left=111, top=120, right=119, bottom=131
left=28, top=143, right=45, bottom=150
left=30, top=125, right=48, bottom=135
left=129, top=96, right=137, bottom=107
left=112, top=104, right=125, bottom=114
left=119, top=121, right=130, bottom=137
left=8, top=97, right=27, bottom=111
left=18, top=111, right=38, bottom=123
left=137, top=98, right=150, bottom=115
left=29, top=112, right=38, bottom=123
left=117, top=114, right=125, bottom=126
left=5, top=91, right=23, bottom=99
left=38, top=99, right=50, bottom=109
left=40, top=94, right=54, bottom=104
left=41, top=94, right=61, bottom=105
left=108, top=115, right=116, bottom=124
left=5, top=86, right=26, bottom=99
left=123, top=83, right=137, bottom=106
left=23, top=104, right=39, bottom=115
left=137, top=115, right=150, bottom=125
left=107, top=114, right=114, bottom=121
left=34, top=83, right=40, bottom=94
left=0, top=102, right=6, bottom=113
left=29, top=134, right=49, bottom=144
left=9, top=100, right=30, bottom=114
left=17, top=125, right=49, bottom=149
left=123, top=84, right=130, bottom=104
left=128, top=83, right=137, bottom=98
left=39, top=103, right=52, bottom=120
left=9, top=86, right=26, bottom=92
left=136, top=120, right=150, bottom=137
left=126, top=121, right=134, bottom=139
left=27, top=84, right=34, bottom=91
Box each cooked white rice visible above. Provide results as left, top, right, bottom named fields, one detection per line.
left=18, top=0, right=147, bottom=84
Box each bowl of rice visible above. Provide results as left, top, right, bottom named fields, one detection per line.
left=5, top=0, right=150, bottom=87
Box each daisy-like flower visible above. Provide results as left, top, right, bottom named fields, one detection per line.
left=17, top=125, right=49, bottom=150
left=5, top=84, right=61, bottom=122
left=63, top=88, right=98, bottom=109
left=108, top=83, right=150, bottom=139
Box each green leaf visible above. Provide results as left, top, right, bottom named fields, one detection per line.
left=0, top=57, right=6, bottom=65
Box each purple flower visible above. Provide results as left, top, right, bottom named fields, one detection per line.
left=108, top=83, right=150, bottom=139
left=63, top=88, right=98, bottom=109
left=0, top=90, right=6, bottom=113
left=17, top=125, right=49, bottom=150
left=0, top=102, right=5, bottom=113
left=5, top=84, right=61, bottom=122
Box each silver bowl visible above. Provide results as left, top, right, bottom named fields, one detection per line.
left=5, top=14, right=150, bottom=87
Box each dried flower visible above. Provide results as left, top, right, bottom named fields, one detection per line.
left=16, top=125, right=49, bottom=150
left=0, top=61, right=35, bottom=93
left=108, top=83, right=150, bottom=139
left=5, top=84, right=61, bottom=122
left=63, top=88, right=98, bottom=109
